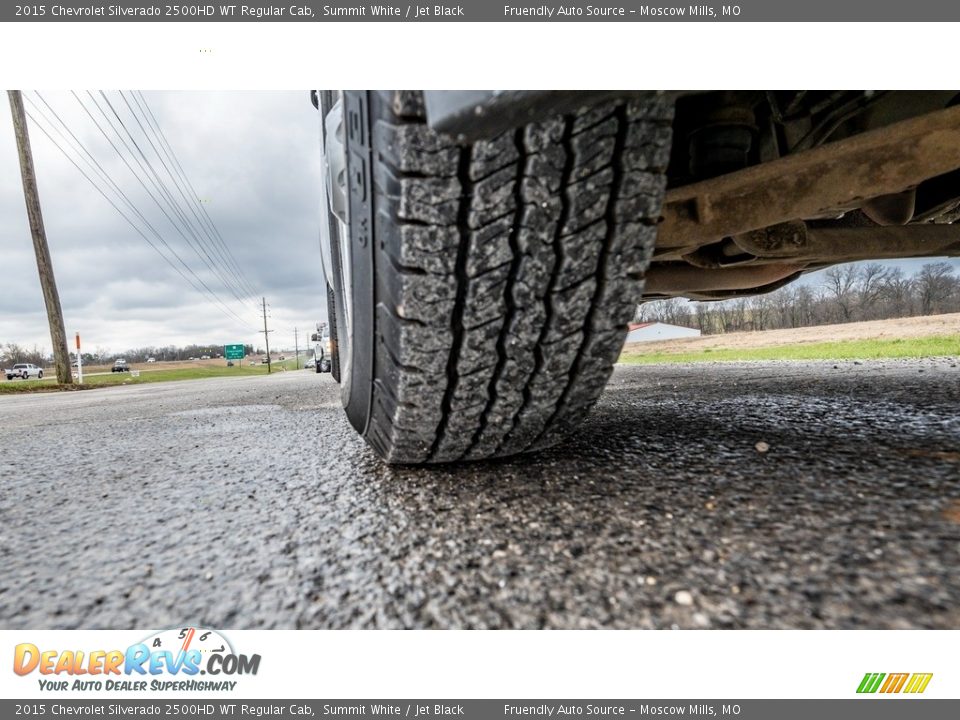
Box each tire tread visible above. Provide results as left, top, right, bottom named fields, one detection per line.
left=367, top=92, right=673, bottom=463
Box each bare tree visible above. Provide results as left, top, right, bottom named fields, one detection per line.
left=641, top=297, right=697, bottom=327
left=856, top=263, right=893, bottom=320
left=879, top=267, right=914, bottom=318
left=693, top=302, right=712, bottom=333
left=792, top=285, right=817, bottom=328
left=916, top=262, right=958, bottom=315
left=3, top=343, right=27, bottom=364
left=823, top=265, right=859, bottom=321
left=771, top=286, right=795, bottom=328
left=2, top=342, right=47, bottom=366
left=750, top=294, right=773, bottom=330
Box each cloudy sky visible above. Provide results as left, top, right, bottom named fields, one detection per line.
left=1, top=91, right=324, bottom=356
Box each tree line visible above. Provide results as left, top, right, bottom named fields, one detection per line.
left=1, top=342, right=257, bottom=368
left=636, top=261, right=960, bottom=334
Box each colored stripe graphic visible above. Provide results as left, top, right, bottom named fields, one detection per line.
left=857, top=672, right=932, bottom=694
left=857, top=673, right=885, bottom=693
left=881, top=673, right=909, bottom=693
left=904, top=673, right=934, bottom=694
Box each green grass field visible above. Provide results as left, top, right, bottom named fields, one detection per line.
left=0, top=358, right=307, bottom=394
left=619, top=335, right=960, bottom=365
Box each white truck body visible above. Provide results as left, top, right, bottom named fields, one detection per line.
left=5, top=363, right=43, bottom=380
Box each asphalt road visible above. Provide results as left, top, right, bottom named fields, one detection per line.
left=2, top=358, right=959, bottom=629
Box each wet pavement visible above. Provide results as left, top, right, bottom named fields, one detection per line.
left=1, top=358, right=958, bottom=629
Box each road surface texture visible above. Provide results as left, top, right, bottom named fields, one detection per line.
left=2, top=359, right=958, bottom=629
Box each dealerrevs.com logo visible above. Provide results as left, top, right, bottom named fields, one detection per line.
left=13, top=627, right=260, bottom=693
left=857, top=672, right=933, bottom=694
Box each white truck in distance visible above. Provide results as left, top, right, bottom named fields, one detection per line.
left=5, top=363, right=43, bottom=380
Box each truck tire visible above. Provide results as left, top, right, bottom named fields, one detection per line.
left=37, top=370, right=42, bottom=379
left=335, top=91, right=673, bottom=464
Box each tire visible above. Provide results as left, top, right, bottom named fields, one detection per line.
left=326, top=282, right=341, bottom=382
left=37, top=371, right=42, bottom=379
left=335, top=91, right=673, bottom=464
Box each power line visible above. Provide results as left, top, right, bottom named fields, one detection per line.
left=80, top=90, right=258, bottom=316
left=135, top=89, right=257, bottom=296
left=116, top=89, right=255, bottom=301
left=118, top=91, right=260, bottom=301
left=24, top=99, right=257, bottom=332
left=87, top=90, right=258, bottom=313
left=132, top=91, right=251, bottom=288
left=26, top=104, right=256, bottom=332
left=131, top=91, right=260, bottom=300
left=73, top=91, right=236, bottom=292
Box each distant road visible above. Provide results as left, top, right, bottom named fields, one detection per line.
left=1, top=359, right=958, bottom=629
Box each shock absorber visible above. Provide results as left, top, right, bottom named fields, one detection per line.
left=687, top=101, right=757, bottom=180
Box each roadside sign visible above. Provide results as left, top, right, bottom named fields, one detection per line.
left=75, top=332, right=83, bottom=384
left=225, top=344, right=245, bottom=360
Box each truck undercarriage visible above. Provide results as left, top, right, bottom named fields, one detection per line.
left=426, top=91, right=960, bottom=300
left=423, top=90, right=960, bottom=301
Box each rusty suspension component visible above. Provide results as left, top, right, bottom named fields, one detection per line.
left=657, top=105, right=960, bottom=251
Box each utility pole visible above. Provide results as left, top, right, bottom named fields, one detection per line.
left=294, top=327, right=300, bottom=369
left=8, top=90, right=73, bottom=384
left=260, top=296, right=273, bottom=374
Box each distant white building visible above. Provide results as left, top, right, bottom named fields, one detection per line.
left=625, top=321, right=701, bottom=343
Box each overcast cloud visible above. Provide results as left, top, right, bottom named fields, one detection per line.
left=1, top=91, right=324, bottom=355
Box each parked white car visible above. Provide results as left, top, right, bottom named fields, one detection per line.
left=5, top=363, right=43, bottom=380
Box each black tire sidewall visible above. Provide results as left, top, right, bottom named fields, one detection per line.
left=335, top=91, right=378, bottom=437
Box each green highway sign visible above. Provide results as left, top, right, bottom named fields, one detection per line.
left=224, top=344, right=245, bottom=360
